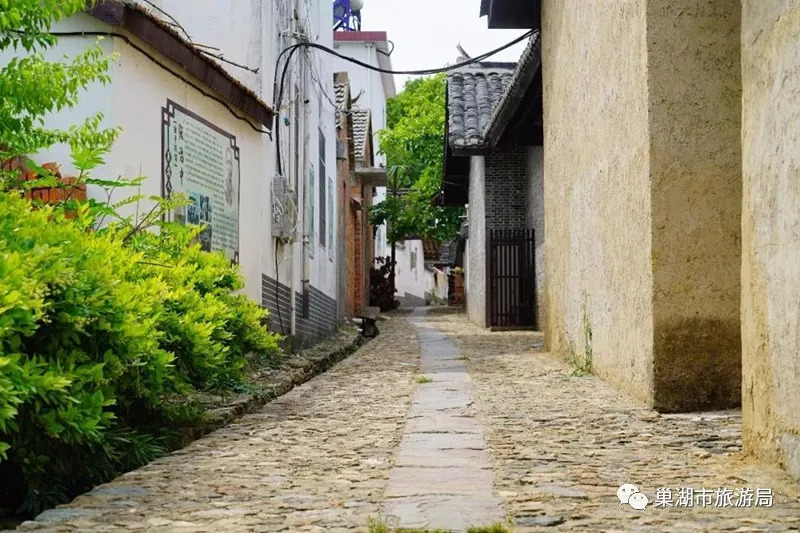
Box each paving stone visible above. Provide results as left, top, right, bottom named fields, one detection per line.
left=404, top=413, right=484, bottom=434
left=383, top=495, right=505, bottom=531
left=7, top=312, right=421, bottom=533
left=10, top=308, right=800, bottom=532
left=425, top=308, right=800, bottom=532
left=381, top=309, right=505, bottom=531
left=394, top=447, right=491, bottom=468
left=402, top=431, right=487, bottom=449
left=388, top=463, right=496, bottom=497
left=515, top=515, right=566, bottom=527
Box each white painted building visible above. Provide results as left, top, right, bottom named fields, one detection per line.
left=331, top=30, right=393, bottom=268
left=6, top=0, right=342, bottom=347
left=331, top=28, right=431, bottom=306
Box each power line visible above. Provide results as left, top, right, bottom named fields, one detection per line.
left=273, top=30, right=538, bottom=176
left=138, top=1, right=259, bottom=73
left=275, top=30, right=535, bottom=109
left=43, top=31, right=272, bottom=137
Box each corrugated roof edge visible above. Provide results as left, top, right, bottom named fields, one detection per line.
left=445, top=64, right=516, bottom=151
left=483, top=33, right=542, bottom=147
left=88, top=0, right=275, bottom=129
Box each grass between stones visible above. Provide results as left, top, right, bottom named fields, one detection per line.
left=415, top=375, right=434, bottom=384
left=366, top=515, right=511, bottom=533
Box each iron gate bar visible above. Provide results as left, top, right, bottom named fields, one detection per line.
left=487, top=228, right=536, bottom=329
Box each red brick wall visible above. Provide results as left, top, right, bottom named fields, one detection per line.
left=339, top=123, right=357, bottom=319
left=2, top=159, right=87, bottom=205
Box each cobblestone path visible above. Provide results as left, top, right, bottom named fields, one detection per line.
left=10, top=308, right=800, bottom=532
left=424, top=308, right=800, bottom=532
left=383, top=308, right=504, bottom=530
left=10, top=312, right=422, bottom=533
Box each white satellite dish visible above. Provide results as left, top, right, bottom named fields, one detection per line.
left=351, top=0, right=364, bottom=11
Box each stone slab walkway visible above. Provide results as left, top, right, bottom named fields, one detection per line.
left=424, top=308, right=800, bottom=532
left=382, top=308, right=504, bottom=531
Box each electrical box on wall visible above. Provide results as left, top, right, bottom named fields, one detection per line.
left=271, top=174, right=292, bottom=240
left=336, top=139, right=347, bottom=160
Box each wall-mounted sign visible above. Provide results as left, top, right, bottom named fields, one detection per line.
left=162, top=100, right=240, bottom=263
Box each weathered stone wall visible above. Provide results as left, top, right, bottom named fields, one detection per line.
left=467, top=156, right=487, bottom=327
left=647, top=0, right=742, bottom=411
left=541, top=0, right=655, bottom=404
left=525, top=147, right=546, bottom=333
left=741, top=0, right=800, bottom=479
left=542, top=0, right=741, bottom=410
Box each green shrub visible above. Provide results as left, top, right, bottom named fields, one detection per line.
left=0, top=0, right=281, bottom=516
left=0, top=194, right=174, bottom=512
left=0, top=193, right=281, bottom=515
left=129, top=224, right=280, bottom=390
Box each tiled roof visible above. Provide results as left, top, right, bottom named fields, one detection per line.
left=351, top=108, right=371, bottom=162
left=446, top=65, right=515, bottom=150
left=89, top=0, right=275, bottom=128
left=334, top=83, right=349, bottom=127
left=423, top=239, right=458, bottom=266
left=484, top=34, right=542, bottom=145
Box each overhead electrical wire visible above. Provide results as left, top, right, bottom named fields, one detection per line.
left=273, top=29, right=537, bottom=175
left=25, top=30, right=272, bottom=137
left=137, top=1, right=259, bottom=73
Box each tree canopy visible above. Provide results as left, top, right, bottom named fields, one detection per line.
left=370, top=74, right=464, bottom=244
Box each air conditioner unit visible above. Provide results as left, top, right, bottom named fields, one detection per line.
left=271, top=174, right=292, bottom=240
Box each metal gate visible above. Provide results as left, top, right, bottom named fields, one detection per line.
left=487, top=228, right=536, bottom=329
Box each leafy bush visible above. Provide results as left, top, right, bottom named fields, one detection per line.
left=128, top=224, right=278, bottom=390
left=370, top=256, right=399, bottom=312
left=0, top=0, right=281, bottom=517
left=0, top=195, right=172, bottom=512
left=0, top=193, right=281, bottom=514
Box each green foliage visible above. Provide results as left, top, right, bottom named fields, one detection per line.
left=0, top=0, right=114, bottom=157
left=466, top=524, right=511, bottom=533
left=370, top=256, right=399, bottom=312
left=128, top=224, right=279, bottom=390
left=0, top=195, right=173, bottom=512
left=0, top=193, right=282, bottom=514
left=371, top=75, right=464, bottom=244
left=568, top=298, right=593, bottom=377
left=0, top=1, right=282, bottom=516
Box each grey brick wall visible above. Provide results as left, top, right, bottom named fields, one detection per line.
left=485, top=147, right=529, bottom=230
left=468, top=146, right=545, bottom=331
left=262, top=275, right=338, bottom=349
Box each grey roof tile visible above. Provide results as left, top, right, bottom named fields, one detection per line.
left=484, top=34, right=542, bottom=145
left=351, top=108, right=371, bottom=161
left=334, top=83, right=349, bottom=128
left=447, top=65, right=515, bottom=150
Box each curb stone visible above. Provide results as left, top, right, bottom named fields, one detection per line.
left=192, top=328, right=368, bottom=437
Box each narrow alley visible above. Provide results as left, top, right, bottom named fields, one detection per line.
left=11, top=310, right=800, bottom=533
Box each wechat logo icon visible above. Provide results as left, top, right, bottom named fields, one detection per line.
left=617, top=483, right=649, bottom=510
